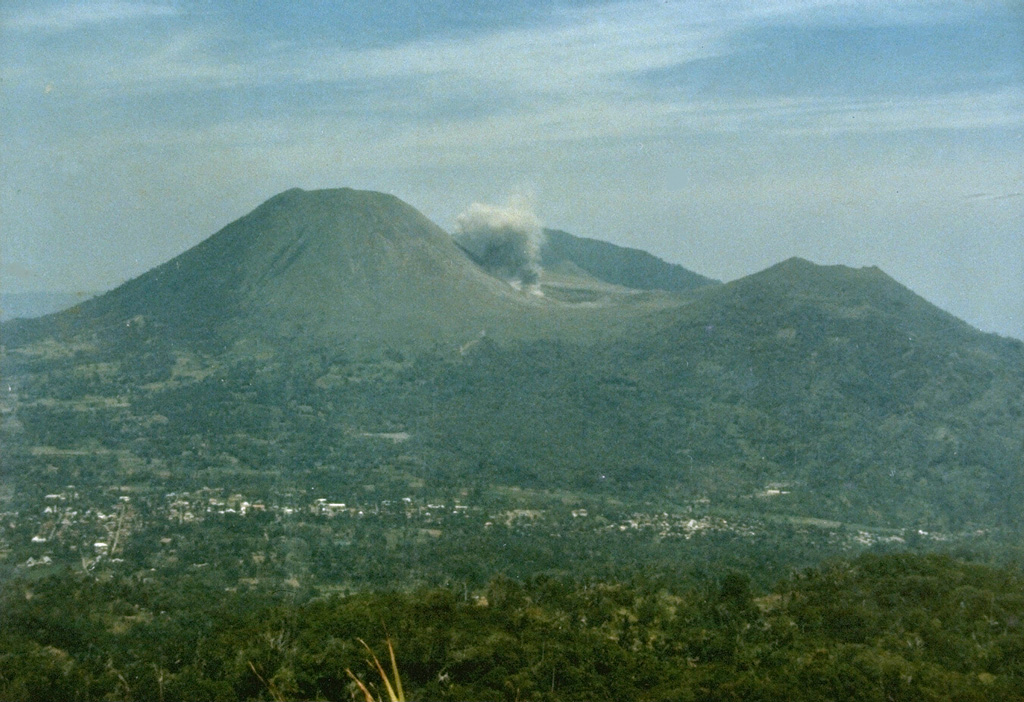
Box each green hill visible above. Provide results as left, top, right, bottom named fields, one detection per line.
left=600, top=257, right=1024, bottom=527
left=541, top=228, right=719, bottom=292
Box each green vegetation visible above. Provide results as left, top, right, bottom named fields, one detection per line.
left=6, top=302, right=1020, bottom=538
left=1, top=553, right=1022, bottom=700
left=541, top=228, right=719, bottom=293
left=2, top=188, right=1023, bottom=699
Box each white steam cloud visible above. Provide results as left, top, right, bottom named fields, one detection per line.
left=454, top=200, right=545, bottom=287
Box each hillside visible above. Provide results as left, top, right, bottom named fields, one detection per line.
left=2, top=189, right=531, bottom=351
left=599, top=257, right=1024, bottom=527
left=541, top=228, right=719, bottom=292
left=4, top=553, right=1023, bottom=701
left=1, top=188, right=1022, bottom=599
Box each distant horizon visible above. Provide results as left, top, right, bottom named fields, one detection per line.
left=3, top=2, right=1022, bottom=338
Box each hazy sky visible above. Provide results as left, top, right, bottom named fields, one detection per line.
left=2, top=1, right=1022, bottom=338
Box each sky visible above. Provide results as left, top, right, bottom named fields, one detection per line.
left=2, top=0, right=1022, bottom=339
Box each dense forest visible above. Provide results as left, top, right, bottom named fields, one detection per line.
left=3, top=553, right=1023, bottom=700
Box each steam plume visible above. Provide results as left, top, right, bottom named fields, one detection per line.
left=454, top=200, right=545, bottom=286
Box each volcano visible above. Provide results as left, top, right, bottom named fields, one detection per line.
left=9, top=189, right=553, bottom=350
left=7, top=188, right=721, bottom=352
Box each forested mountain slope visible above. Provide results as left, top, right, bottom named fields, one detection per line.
left=1, top=188, right=1022, bottom=598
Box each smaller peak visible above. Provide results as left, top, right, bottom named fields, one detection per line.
left=267, top=187, right=307, bottom=201
left=756, top=257, right=896, bottom=286
left=762, top=257, right=824, bottom=274
left=777, top=256, right=814, bottom=267
left=727, top=258, right=933, bottom=319
left=751, top=257, right=826, bottom=281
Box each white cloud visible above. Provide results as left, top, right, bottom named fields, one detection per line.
left=10, top=0, right=1015, bottom=137
left=4, top=1, right=178, bottom=32
left=654, top=87, right=1024, bottom=136
left=13, top=2, right=727, bottom=98
left=7, top=1, right=1013, bottom=112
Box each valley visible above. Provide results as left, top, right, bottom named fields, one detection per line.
left=2, top=324, right=1015, bottom=597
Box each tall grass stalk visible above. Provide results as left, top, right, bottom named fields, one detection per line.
left=346, top=638, right=405, bottom=702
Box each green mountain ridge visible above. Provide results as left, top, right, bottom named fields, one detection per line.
left=597, top=256, right=1024, bottom=526
left=541, top=228, right=719, bottom=293
left=1, top=186, right=1022, bottom=594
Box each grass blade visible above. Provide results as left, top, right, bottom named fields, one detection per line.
left=345, top=668, right=376, bottom=702
left=387, top=638, right=405, bottom=702
left=356, top=638, right=403, bottom=702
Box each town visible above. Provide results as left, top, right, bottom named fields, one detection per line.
left=3, top=481, right=961, bottom=587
